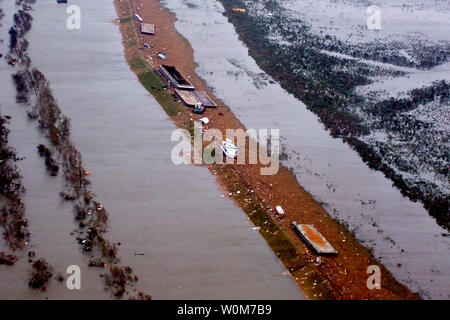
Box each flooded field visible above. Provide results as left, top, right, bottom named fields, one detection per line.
left=0, top=0, right=303, bottom=299
left=160, top=0, right=449, bottom=299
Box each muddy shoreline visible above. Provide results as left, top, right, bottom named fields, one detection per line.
left=113, top=0, right=420, bottom=299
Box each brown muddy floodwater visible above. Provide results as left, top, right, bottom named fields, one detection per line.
left=0, top=0, right=303, bottom=299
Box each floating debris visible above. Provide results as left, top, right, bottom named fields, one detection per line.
left=0, top=114, right=30, bottom=250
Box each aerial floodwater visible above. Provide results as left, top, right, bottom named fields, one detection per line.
left=0, top=0, right=448, bottom=302
left=0, top=0, right=303, bottom=299
left=159, top=0, right=449, bottom=299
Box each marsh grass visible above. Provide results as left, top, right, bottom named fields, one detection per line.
left=120, top=16, right=132, bottom=24
left=129, top=56, right=148, bottom=71
left=137, top=70, right=185, bottom=116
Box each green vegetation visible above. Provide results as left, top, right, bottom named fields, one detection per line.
left=127, top=40, right=137, bottom=48
left=224, top=176, right=336, bottom=299
left=129, top=56, right=148, bottom=71
left=137, top=71, right=185, bottom=116
left=120, top=16, right=132, bottom=24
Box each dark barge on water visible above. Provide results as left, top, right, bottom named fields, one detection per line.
left=159, top=65, right=195, bottom=91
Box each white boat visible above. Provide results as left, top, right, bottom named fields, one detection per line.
left=221, top=139, right=238, bottom=159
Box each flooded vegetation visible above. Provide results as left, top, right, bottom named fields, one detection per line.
left=3, top=0, right=149, bottom=299
left=0, top=251, right=19, bottom=265
left=218, top=0, right=449, bottom=230
left=28, top=258, right=53, bottom=290
left=37, top=144, right=59, bottom=176
left=0, top=113, right=30, bottom=250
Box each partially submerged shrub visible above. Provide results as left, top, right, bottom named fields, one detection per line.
left=29, top=259, right=53, bottom=290
left=103, top=266, right=136, bottom=298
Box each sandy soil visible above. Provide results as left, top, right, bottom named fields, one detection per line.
left=113, top=0, right=420, bottom=300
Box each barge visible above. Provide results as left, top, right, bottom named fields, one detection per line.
left=192, top=91, right=217, bottom=108
left=292, top=222, right=338, bottom=255
left=159, top=65, right=195, bottom=91
left=174, top=89, right=198, bottom=106
left=175, top=89, right=218, bottom=110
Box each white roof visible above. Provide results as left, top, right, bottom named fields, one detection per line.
left=199, top=117, right=209, bottom=125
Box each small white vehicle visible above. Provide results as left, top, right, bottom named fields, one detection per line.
left=199, top=117, right=209, bottom=126
left=158, top=52, right=167, bottom=60
left=221, top=139, right=238, bottom=159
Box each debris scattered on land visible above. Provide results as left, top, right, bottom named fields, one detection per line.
left=8, top=10, right=150, bottom=295
left=275, top=205, right=285, bottom=215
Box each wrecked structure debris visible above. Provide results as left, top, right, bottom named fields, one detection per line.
left=140, top=23, right=155, bottom=35
left=292, top=222, right=338, bottom=255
